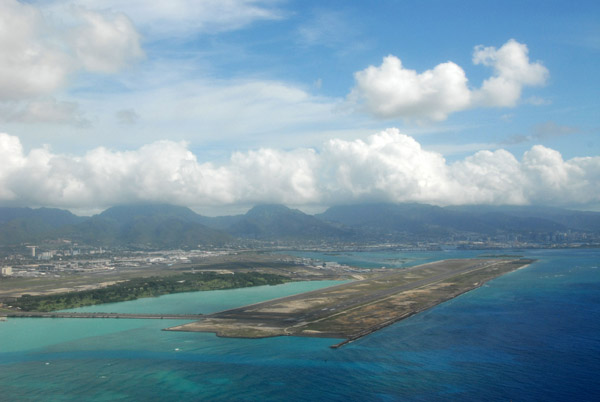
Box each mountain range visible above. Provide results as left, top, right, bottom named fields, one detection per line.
left=0, top=203, right=599, bottom=248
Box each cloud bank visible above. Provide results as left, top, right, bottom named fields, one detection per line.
left=1, top=129, right=597, bottom=212
left=351, top=39, right=549, bottom=122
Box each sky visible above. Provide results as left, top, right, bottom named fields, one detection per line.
left=0, top=0, right=599, bottom=215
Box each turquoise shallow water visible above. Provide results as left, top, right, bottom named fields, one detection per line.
left=64, top=280, right=345, bottom=315
left=1, top=249, right=599, bottom=401
left=1, top=281, right=342, bottom=353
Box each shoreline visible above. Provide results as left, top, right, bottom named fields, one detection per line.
left=328, top=266, right=519, bottom=348
left=166, top=258, right=535, bottom=346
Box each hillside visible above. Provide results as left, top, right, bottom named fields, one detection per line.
left=0, top=207, right=86, bottom=245
left=0, top=202, right=598, bottom=248
left=317, top=203, right=590, bottom=242
left=201, top=204, right=352, bottom=241
left=63, top=205, right=232, bottom=248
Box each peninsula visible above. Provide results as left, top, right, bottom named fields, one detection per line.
left=166, top=258, right=534, bottom=347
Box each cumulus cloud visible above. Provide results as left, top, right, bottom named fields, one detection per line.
left=319, top=131, right=454, bottom=203
left=350, top=56, right=471, bottom=122
left=472, top=39, right=549, bottom=107
left=0, top=129, right=598, bottom=211
left=0, top=134, right=25, bottom=200
left=351, top=39, right=549, bottom=122
left=450, top=149, right=527, bottom=205
left=0, top=0, right=143, bottom=102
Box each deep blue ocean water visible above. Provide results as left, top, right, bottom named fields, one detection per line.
left=1, top=249, right=599, bottom=401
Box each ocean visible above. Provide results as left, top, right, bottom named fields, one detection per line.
left=1, top=249, right=599, bottom=401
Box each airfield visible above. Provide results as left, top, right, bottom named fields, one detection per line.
left=166, top=258, right=534, bottom=347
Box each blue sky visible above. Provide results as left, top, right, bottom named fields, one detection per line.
left=0, top=0, right=599, bottom=214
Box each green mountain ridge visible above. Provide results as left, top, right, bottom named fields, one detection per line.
left=224, top=204, right=352, bottom=240
left=317, top=203, right=571, bottom=241
left=0, top=207, right=86, bottom=245
left=0, top=203, right=598, bottom=247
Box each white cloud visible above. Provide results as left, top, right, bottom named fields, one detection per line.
left=0, top=1, right=143, bottom=102
left=0, top=0, right=72, bottom=101
left=319, top=130, right=454, bottom=203
left=0, top=0, right=141, bottom=130
left=89, top=77, right=341, bottom=147
left=350, top=56, right=471, bottom=122
left=450, top=149, right=527, bottom=205
left=1, top=66, right=355, bottom=153
left=229, top=148, right=320, bottom=204
left=472, top=39, right=549, bottom=107
left=0, top=134, right=25, bottom=200
left=62, top=0, right=283, bottom=37
left=1, top=129, right=598, bottom=211
left=520, top=145, right=592, bottom=204
left=73, top=8, right=144, bottom=74
left=351, top=39, right=549, bottom=122
left=427, top=142, right=500, bottom=156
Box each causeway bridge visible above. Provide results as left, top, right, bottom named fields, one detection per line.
left=1, top=312, right=203, bottom=320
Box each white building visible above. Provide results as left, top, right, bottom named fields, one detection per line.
left=1, top=266, right=13, bottom=276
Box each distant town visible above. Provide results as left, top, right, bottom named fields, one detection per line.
left=1, top=202, right=599, bottom=279
left=1, top=230, right=597, bottom=280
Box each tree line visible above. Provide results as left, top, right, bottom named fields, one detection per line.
left=13, top=272, right=289, bottom=312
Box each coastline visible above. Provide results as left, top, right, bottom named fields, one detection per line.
left=167, top=258, right=535, bottom=346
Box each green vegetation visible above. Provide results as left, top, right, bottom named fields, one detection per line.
left=12, top=272, right=289, bottom=312
left=2, top=203, right=600, bottom=246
